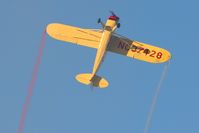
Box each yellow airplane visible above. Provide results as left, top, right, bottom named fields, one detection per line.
left=46, top=12, right=171, bottom=89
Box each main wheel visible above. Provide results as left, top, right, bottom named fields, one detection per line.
left=117, top=23, right=121, bottom=28
left=97, top=18, right=101, bottom=24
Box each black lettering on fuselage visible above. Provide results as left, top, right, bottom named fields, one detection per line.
left=117, top=42, right=129, bottom=51
left=117, top=42, right=125, bottom=49
left=125, top=44, right=130, bottom=51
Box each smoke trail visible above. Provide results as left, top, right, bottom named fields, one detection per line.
left=18, top=30, right=46, bottom=133
left=144, top=61, right=170, bottom=133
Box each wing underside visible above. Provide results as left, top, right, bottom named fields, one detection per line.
left=47, top=23, right=171, bottom=63
left=46, top=23, right=102, bottom=49
left=108, top=34, right=171, bottom=63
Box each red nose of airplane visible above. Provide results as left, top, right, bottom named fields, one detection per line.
left=108, top=15, right=119, bottom=21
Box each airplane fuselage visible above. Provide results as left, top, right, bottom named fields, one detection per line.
left=91, top=19, right=117, bottom=78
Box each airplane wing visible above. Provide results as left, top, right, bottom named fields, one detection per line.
left=46, top=23, right=102, bottom=49
left=108, top=34, right=171, bottom=63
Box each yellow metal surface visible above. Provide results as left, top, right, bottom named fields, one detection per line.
left=106, top=19, right=117, bottom=28
left=76, top=73, right=109, bottom=88
left=46, top=23, right=102, bottom=49
left=92, top=30, right=111, bottom=75
left=91, top=19, right=117, bottom=76
left=108, top=35, right=171, bottom=63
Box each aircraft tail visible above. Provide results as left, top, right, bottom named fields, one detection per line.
left=75, top=73, right=109, bottom=88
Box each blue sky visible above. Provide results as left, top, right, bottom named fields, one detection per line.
left=1, top=0, right=199, bottom=133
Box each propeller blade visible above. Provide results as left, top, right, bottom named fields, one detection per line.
left=110, top=10, right=116, bottom=16
left=110, top=10, right=120, bottom=20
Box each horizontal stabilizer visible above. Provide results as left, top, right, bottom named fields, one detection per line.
left=75, top=73, right=109, bottom=88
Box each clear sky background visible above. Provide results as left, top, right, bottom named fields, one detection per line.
left=1, top=0, right=199, bottom=133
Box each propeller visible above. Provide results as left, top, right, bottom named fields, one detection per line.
left=110, top=11, right=116, bottom=16
left=110, top=11, right=119, bottom=19
left=110, top=11, right=121, bottom=28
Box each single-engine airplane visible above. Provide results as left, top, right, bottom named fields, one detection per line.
left=46, top=12, right=171, bottom=88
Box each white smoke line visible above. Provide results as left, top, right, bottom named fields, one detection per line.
left=144, top=61, right=170, bottom=133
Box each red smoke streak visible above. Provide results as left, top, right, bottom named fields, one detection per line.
left=18, top=30, right=46, bottom=133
